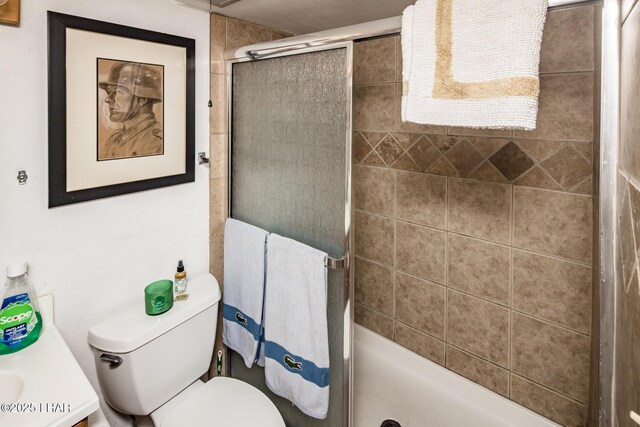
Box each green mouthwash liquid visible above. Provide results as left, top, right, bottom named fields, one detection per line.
left=0, top=261, right=42, bottom=355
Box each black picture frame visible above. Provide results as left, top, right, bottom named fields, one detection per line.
left=48, top=11, right=196, bottom=207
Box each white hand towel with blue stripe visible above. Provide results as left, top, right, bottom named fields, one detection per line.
left=222, top=218, right=269, bottom=369
left=264, top=234, right=330, bottom=420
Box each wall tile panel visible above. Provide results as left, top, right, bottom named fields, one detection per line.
left=395, top=221, right=446, bottom=284
left=344, top=6, right=596, bottom=420
left=446, top=345, right=509, bottom=397
left=512, top=313, right=590, bottom=402
left=353, top=165, right=395, bottom=217
left=225, top=17, right=272, bottom=50
left=620, top=1, right=640, bottom=183
left=513, top=188, right=593, bottom=263
left=448, top=235, right=510, bottom=305
left=514, top=73, right=594, bottom=142
left=447, top=290, right=509, bottom=367
left=539, top=6, right=595, bottom=73
left=448, top=179, right=512, bottom=244
left=395, top=171, right=447, bottom=229
left=355, top=257, right=394, bottom=316
left=355, top=303, right=394, bottom=340
left=354, top=84, right=395, bottom=131
left=395, top=323, right=446, bottom=366
left=354, top=37, right=396, bottom=84
left=395, top=272, right=446, bottom=339
left=513, top=250, right=592, bottom=334
left=354, top=211, right=395, bottom=266
left=616, top=3, right=640, bottom=422
left=511, top=375, right=586, bottom=427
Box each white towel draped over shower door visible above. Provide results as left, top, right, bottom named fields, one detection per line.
left=263, top=233, right=330, bottom=420
left=402, top=0, right=548, bottom=130
left=222, top=218, right=269, bottom=369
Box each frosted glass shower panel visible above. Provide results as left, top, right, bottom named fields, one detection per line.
left=230, top=48, right=349, bottom=427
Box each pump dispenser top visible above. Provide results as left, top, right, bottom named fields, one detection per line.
left=175, top=260, right=187, bottom=294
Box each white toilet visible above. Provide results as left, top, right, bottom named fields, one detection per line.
left=88, top=273, right=285, bottom=426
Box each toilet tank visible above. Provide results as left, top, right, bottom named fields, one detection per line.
left=88, top=273, right=221, bottom=416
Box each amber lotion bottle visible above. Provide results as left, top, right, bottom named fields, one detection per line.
left=174, top=260, right=187, bottom=294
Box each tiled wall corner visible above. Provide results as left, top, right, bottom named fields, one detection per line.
left=353, top=5, right=597, bottom=425
left=353, top=6, right=596, bottom=197
left=614, top=0, right=640, bottom=424
left=209, top=13, right=291, bottom=376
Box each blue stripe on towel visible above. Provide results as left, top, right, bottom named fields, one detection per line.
left=265, top=340, right=329, bottom=388
left=257, top=327, right=266, bottom=361
left=222, top=303, right=261, bottom=341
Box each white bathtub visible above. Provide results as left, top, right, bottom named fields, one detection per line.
left=354, top=325, right=560, bottom=427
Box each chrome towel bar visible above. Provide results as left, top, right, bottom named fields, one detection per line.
left=325, top=256, right=345, bottom=270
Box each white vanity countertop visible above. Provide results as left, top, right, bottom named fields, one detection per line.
left=0, top=295, right=99, bottom=427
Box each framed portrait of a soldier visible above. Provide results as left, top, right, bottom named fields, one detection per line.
left=47, top=12, right=195, bottom=207
left=0, top=0, right=20, bottom=26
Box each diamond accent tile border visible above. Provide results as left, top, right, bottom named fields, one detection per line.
left=489, top=142, right=535, bottom=181
left=353, top=132, right=592, bottom=195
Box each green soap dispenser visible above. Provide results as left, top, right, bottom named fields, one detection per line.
left=0, top=261, right=42, bottom=355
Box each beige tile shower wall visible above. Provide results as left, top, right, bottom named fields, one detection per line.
left=353, top=5, right=597, bottom=426
left=209, top=14, right=290, bottom=376
left=614, top=1, right=640, bottom=425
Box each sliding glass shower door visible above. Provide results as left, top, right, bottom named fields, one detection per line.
left=228, top=44, right=353, bottom=426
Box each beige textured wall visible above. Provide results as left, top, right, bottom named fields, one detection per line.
left=353, top=5, right=597, bottom=426
left=209, top=14, right=290, bottom=376
left=614, top=0, right=640, bottom=426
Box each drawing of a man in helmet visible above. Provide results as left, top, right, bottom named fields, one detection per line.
left=97, top=61, right=164, bottom=160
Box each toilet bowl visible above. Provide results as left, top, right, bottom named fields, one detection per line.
left=87, top=273, right=284, bottom=426
left=153, top=377, right=284, bottom=426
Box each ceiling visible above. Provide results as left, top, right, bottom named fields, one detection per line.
left=176, top=0, right=415, bottom=35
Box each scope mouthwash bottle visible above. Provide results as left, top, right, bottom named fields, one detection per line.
left=0, top=261, right=42, bottom=355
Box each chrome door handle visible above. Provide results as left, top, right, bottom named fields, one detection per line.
left=100, top=353, right=123, bottom=369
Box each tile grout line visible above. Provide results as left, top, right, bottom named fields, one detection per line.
left=509, top=250, right=514, bottom=398
left=539, top=69, right=597, bottom=77
left=356, top=125, right=593, bottom=143
left=355, top=69, right=594, bottom=89
left=354, top=162, right=593, bottom=199
left=354, top=127, right=593, bottom=145
left=406, top=314, right=588, bottom=406
left=395, top=321, right=446, bottom=352
left=509, top=372, right=513, bottom=401
left=449, top=285, right=592, bottom=337
left=393, top=34, right=398, bottom=89
left=448, top=341, right=510, bottom=371
left=445, top=176, right=450, bottom=349
left=395, top=317, right=586, bottom=406
left=509, top=184, right=515, bottom=392
left=354, top=208, right=593, bottom=267
left=392, top=169, right=398, bottom=341
left=360, top=254, right=593, bottom=336
left=566, top=141, right=594, bottom=164
left=513, top=309, right=591, bottom=338
left=510, top=373, right=589, bottom=407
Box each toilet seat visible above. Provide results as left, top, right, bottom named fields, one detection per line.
left=160, top=377, right=285, bottom=427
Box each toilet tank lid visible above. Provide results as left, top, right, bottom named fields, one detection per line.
left=88, top=273, right=221, bottom=354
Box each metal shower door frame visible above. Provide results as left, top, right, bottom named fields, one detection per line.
left=225, top=41, right=355, bottom=427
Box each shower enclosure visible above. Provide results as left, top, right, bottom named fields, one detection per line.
left=226, top=43, right=354, bottom=426
left=219, top=0, right=613, bottom=424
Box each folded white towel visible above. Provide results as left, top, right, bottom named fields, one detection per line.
left=222, top=218, right=269, bottom=369
left=264, top=234, right=330, bottom=420
left=402, top=0, right=548, bottom=130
